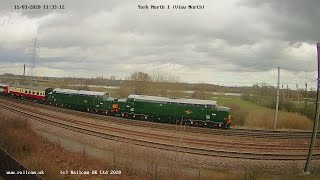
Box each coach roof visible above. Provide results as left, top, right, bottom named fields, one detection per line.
left=9, top=84, right=48, bottom=91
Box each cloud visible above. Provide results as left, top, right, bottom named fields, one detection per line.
left=242, top=0, right=320, bottom=44
left=0, top=0, right=319, bottom=88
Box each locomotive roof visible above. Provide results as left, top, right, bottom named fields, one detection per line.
left=127, top=94, right=217, bottom=106
left=217, top=106, right=230, bottom=111
left=117, top=98, right=127, bottom=103
left=53, top=88, right=107, bottom=96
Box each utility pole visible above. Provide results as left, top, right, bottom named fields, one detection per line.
left=287, top=84, right=289, bottom=99
left=296, top=83, right=300, bottom=102
left=23, top=64, right=26, bottom=78
left=282, top=84, right=285, bottom=101
left=304, top=42, right=320, bottom=174
left=274, top=67, right=280, bottom=130
left=305, top=82, right=308, bottom=102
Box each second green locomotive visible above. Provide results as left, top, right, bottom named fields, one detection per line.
left=117, top=94, right=231, bottom=128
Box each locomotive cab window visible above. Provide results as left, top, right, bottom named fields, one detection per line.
left=102, top=94, right=109, bottom=99
left=208, top=105, right=216, bottom=110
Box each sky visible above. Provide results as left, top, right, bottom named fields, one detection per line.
left=0, top=0, right=319, bottom=88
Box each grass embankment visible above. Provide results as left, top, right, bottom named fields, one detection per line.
left=213, top=96, right=313, bottom=130
left=0, top=110, right=133, bottom=179
left=0, top=110, right=237, bottom=179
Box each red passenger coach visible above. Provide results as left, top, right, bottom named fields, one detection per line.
left=0, top=83, right=9, bottom=95
left=9, top=85, right=48, bottom=101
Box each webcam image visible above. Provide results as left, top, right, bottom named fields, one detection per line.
left=0, top=0, right=320, bottom=179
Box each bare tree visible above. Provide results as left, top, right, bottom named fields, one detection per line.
left=128, top=72, right=152, bottom=94
left=151, top=69, right=181, bottom=96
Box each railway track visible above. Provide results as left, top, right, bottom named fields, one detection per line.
left=1, top=98, right=320, bottom=160
left=0, top=96, right=316, bottom=139
left=3, top=98, right=319, bottom=152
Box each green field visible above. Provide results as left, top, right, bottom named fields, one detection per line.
left=212, top=96, right=312, bottom=130
left=213, top=96, right=263, bottom=110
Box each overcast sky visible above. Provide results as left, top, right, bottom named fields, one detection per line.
left=0, top=0, right=319, bottom=88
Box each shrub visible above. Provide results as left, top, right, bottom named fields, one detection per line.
left=191, top=90, right=206, bottom=99
left=244, top=109, right=312, bottom=130
left=227, top=104, right=248, bottom=126
left=278, top=112, right=312, bottom=130
left=280, top=101, right=295, bottom=112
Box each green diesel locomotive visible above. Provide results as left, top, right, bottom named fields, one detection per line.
left=118, top=94, right=231, bottom=128
left=47, top=88, right=118, bottom=114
